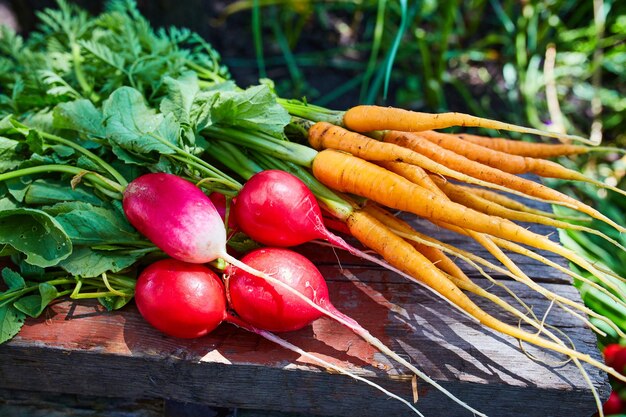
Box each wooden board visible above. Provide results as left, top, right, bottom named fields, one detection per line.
left=0, top=217, right=610, bottom=417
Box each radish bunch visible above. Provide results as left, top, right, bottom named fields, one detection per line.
left=123, top=171, right=483, bottom=416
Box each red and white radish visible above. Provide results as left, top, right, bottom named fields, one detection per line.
left=123, top=173, right=482, bottom=416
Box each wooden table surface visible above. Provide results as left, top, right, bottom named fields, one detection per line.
left=0, top=216, right=610, bottom=417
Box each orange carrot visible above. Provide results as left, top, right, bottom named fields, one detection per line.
left=312, top=148, right=625, bottom=290
left=376, top=161, right=550, bottom=290
left=457, top=133, right=623, bottom=157
left=362, top=203, right=469, bottom=283
left=382, top=130, right=625, bottom=232
left=342, top=105, right=596, bottom=144
left=416, top=130, right=626, bottom=197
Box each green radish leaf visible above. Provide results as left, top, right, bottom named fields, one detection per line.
left=5, top=177, right=30, bottom=203
left=0, top=304, right=25, bottom=344
left=194, top=84, right=290, bottom=136
left=24, top=179, right=103, bottom=206
left=2, top=267, right=25, bottom=291
left=0, top=208, right=72, bottom=267
left=14, top=282, right=59, bottom=318
left=160, top=71, right=199, bottom=127
left=98, top=295, right=133, bottom=311
left=0, top=136, right=21, bottom=173
left=103, top=87, right=179, bottom=155
left=45, top=201, right=139, bottom=245
left=58, top=246, right=143, bottom=277
left=52, top=99, right=106, bottom=138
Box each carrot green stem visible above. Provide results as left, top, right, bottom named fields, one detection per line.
left=277, top=98, right=344, bottom=125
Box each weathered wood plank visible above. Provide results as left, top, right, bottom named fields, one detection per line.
left=0, top=256, right=609, bottom=416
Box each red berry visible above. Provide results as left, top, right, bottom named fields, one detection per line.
left=603, top=391, right=624, bottom=415
left=604, top=344, right=626, bottom=375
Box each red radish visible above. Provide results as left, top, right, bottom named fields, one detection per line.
left=233, top=170, right=330, bottom=246
left=227, top=248, right=330, bottom=332
left=226, top=247, right=485, bottom=416
left=123, top=173, right=481, bottom=416
left=603, top=391, right=624, bottom=415
left=134, top=258, right=227, bottom=338
left=604, top=344, right=626, bottom=375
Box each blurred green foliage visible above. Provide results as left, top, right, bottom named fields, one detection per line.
left=221, top=0, right=625, bottom=149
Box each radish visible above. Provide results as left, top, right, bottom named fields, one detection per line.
left=134, top=257, right=422, bottom=415
left=233, top=170, right=357, bottom=247
left=226, top=247, right=486, bottom=417
left=227, top=248, right=330, bottom=332
left=134, top=258, right=227, bottom=338
left=123, top=173, right=482, bottom=416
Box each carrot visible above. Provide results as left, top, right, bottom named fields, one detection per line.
left=451, top=184, right=589, bottom=221
left=432, top=176, right=626, bottom=253
left=416, top=130, right=626, bottom=197
left=343, top=208, right=626, bottom=382
left=342, top=105, right=596, bottom=144
left=308, top=122, right=569, bottom=207
left=382, top=130, right=626, bottom=233
left=457, top=133, right=624, bottom=158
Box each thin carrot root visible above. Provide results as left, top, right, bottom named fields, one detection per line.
left=457, top=132, right=624, bottom=157
left=452, top=185, right=591, bottom=221
left=368, top=206, right=605, bottom=415
left=432, top=177, right=626, bottom=253
left=342, top=207, right=626, bottom=383
left=381, top=130, right=625, bottom=233
left=342, top=105, right=596, bottom=145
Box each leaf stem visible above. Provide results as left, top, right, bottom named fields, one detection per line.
left=0, top=165, right=124, bottom=195
left=38, top=131, right=128, bottom=187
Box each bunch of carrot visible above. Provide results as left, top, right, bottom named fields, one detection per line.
left=204, top=100, right=626, bottom=415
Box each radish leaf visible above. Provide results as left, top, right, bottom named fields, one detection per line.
left=103, top=87, right=180, bottom=155
left=52, top=99, right=106, bottom=138
left=0, top=208, right=72, bottom=267
left=0, top=304, right=24, bottom=344
left=58, top=247, right=143, bottom=277
left=14, top=282, right=59, bottom=318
